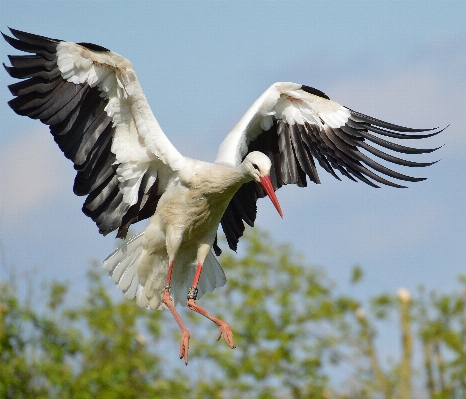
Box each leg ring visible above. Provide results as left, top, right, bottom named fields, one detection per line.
left=187, top=287, right=198, bottom=300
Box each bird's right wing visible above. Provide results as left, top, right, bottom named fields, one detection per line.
left=4, top=29, right=185, bottom=238
left=216, top=82, right=443, bottom=251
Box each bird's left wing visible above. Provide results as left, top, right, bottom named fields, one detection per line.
left=215, top=82, right=441, bottom=251
left=3, top=29, right=185, bottom=238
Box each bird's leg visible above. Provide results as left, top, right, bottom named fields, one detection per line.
left=186, top=255, right=236, bottom=349
left=163, top=259, right=191, bottom=364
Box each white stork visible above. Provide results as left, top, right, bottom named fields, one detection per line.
left=3, top=29, right=442, bottom=363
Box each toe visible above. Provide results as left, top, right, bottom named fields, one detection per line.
left=179, top=330, right=190, bottom=365
left=217, top=323, right=236, bottom=348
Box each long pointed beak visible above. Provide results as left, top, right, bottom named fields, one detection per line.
left=259, top=175, right=283, bottom=218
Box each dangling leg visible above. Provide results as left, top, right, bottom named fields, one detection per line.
left=186, top=244, right=236, bottom=348
left=162, top=228, right=191, bottom=364
left=162, top=259, right=191, bottom=364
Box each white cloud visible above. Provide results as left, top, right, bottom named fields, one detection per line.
left=0, top=129, right=70, bottom=220
left=343, top=203, right=443, bottom=255
left=328, top=47, right=466, bottom=155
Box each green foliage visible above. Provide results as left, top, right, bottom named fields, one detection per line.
left=0, top=262, right=189, bottom=399
left=188, top=230, right=366, bottom=398
left=0, top=228, right=465, bottom=399
left=350, top=265, right=364, bottom=285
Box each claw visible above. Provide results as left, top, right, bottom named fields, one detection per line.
left=179, top=329, right=190, bottom=365
left=186, top=298, right=236, bottom=349
left=216, top=322, right=236, bottom=348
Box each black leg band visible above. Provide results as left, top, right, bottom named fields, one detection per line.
left=187, top=287, right=198, bottom=300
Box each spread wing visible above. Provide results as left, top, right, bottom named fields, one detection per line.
left=216, top=82, right=442, bottom=251
left=3, top=29, right=185, bottom=238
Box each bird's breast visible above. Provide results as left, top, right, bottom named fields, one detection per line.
left=157, top=185, right=233, bottom=244
left=157, top=164, right=246, bottom=243
left=182, top=192, right=230, bottom=241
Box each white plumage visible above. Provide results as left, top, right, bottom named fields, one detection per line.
left=4, top=29, right=442, bottom=363
left=103, top=232, right=226, bottom=308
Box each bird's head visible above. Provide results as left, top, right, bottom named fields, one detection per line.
left=243, top=151, right=283, bottom=218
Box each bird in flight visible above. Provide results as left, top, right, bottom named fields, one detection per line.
left=3, top=29, right=442, bottom=364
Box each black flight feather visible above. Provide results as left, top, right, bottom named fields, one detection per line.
left=3, top=28, right=158, bottom=238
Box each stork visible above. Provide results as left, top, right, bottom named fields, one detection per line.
left=3, top=29, right=442, bottom=364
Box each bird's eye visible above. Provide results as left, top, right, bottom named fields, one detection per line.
left=252, top=163, right=259, bottom=171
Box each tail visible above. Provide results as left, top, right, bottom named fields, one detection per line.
left=103, top=232, right=227, bottom=309
left=103, top=232, right=145, bottom=303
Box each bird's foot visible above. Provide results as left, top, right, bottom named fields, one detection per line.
left=186, top=298, right=236, bottom=349
left=216, top=322, right=236, bottom=349
left=179, top=329, right=190, bottom=365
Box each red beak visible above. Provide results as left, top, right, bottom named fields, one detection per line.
left=259, top=175, right=283, bottom=218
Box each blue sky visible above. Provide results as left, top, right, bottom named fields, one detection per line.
left=1, top=0, right=465, bottom=325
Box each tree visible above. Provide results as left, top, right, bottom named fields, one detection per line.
left=0, top=229, right=465, bottom=398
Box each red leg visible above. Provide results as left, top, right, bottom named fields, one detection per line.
left=163, top=260, right=191, bottom=364
left=186, top=262, right=236, bottom=349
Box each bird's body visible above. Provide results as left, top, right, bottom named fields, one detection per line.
left=3, top=29, right=443, bottom=363
left=160, top=160, right=247, bottom=243
left=126, top=157, right=260, bottom=310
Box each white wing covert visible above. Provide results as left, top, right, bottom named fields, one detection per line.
left=216, top=82, right=442, bottom=251
left=4, top=29, right=184, bottom=238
